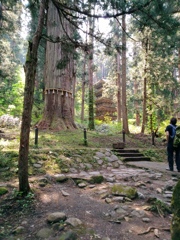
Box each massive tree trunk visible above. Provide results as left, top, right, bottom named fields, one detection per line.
left=38, top=0, right=76, bottom=130
left=121, top=14, right=129, bottom=133
left=18, top=0, right=46, bottom=195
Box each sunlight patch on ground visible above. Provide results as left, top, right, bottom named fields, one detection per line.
left=129, top=223, right=146, bottom=234
left=129, top=125, right=141, bottom=134
left=39, top=192, right=60, bottom=204
left=0, top=139, right=10, bottom=148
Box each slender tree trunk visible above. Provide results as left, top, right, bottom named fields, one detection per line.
left=132, top=43, right=140, bottom=126
left=121, top=14, right=129, bottom=133
left=18, top=0, right=46, bottom=195
left=134, top=79, right=140, bottom=126
left=116, top=52, right=121, bottom=122
left=0, top=2, right=2, bottom=29
left=149, top=104, right=153, bottom=132
left=178, top=48, right=180, bottom=81
left=72, top=62, right=76, bottom=119
left=141, top=37, right=148, bottom=133
left=88, top=15, right=95, bottom=130
left=81, top=52, right=87, bottom=123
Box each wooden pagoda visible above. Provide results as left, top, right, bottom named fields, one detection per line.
left=94, top=80, right=117, bottom=121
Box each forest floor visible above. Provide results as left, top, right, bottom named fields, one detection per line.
left=0, top=128, right=178, bottom=240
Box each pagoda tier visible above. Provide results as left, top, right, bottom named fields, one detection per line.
left=94, top=80, right=117, bottom=121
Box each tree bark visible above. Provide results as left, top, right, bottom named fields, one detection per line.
left=134, top=78, right=140, bottom=126
left=141, top=37, right=148, bottom=133
left=18, top=0, right=46, bottom=195
left=121, top=14, right=129, bottom=133
left=178, top=48, right=180, bottom=82
left=88, top=15, right=95, bottom=130
left=116, top=52, right=121, bottom=122
left=38, top=0, right=76, bottom=130
left=81, top=52, right=87, bottom=123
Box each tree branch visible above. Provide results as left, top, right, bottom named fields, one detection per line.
left=52, top=0, right=153, bottom=19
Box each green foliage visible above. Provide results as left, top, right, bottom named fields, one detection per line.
left=0, top=44, right=24, bottom=117
left=0, top=187, right=8, bottom=196
left=172, top=180, right=180, bottom=212
left=146, top=108, right=158, bottom=132
left=12, top=190, right=35, bottom=209
left=94, top=119, right=103, bottom=125
left=158, top=119, right=170, bottom=137
left=173, top=126, right=180, bottom=149
left=142, top=149, right=162, bottom=162
left=128, top=119, right=136, bottom=125
left=0, top=127, right=169, bottom=183
left=108, top=121, right=122, bottom=133
left=90, top=175, right=104, bottom=184
left=103, top=114, right=113, bottom=124
left=149, top=199, right=172, bottom=216
left=0, top=151, right=18, bottom=168
left=0, top=0, right=25, bottom=118
left=171, top=180, right=180, bottom=240
left=32, top=102, right=44, bottom=125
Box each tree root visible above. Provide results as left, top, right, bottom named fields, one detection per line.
left=138, top=226, right=170, bottom=235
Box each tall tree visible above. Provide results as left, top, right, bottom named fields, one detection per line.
left=0, top=0, right=25, bottom=116
left=81, top=51, right=87, bottom=123
left=38, top=0, right=77, bottom=130
left=18, top=0, right=46, bottom=195
left=116, top=51, right=121, bottom=122
left=88, top=13, right=95, bottom=130
left=141, top=35, right=148, bottom=133
left=121, top=13, right=129, bottom=133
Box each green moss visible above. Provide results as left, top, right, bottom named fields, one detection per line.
left=171, top=180, right=180, bottom=239
left=59, top=230, right=77, bottom=240
left=56, top=176, right=68, bottom=183
left=172, top=180, right=180, bottom=211
left=0, top=187, right=8, bottom=196
left=74, top=179, right=84, bottom=185
left=171, top=215, right=180, bottom=240
left=90, top=175, right=104, bottom=184
left=61, top=168, right=69, bottom=173
left=111, top=184, right=138, bottom=199
left=28, top=166, right=34, bottom=175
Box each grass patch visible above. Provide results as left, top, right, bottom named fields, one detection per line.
left=141, top=149, right=165, bottom=162
left=0, top=128, right=167, bottom=182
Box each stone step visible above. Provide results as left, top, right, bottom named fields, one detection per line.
left=112, top=149, right=140, bottom=153
left=116, top=153, right=144, bottom=157
left=112, top=148, right=151, bottom=162
left=122, top=156, right=151, bottom=162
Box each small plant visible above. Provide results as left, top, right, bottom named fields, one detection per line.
left=149, top=199, right=172, bottom=217
left=0, top=187, right=8, bottom=196
left=142, top=149, right=161, bottom=162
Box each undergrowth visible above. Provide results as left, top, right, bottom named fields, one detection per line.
left=0, top=128, right=167, bottom=182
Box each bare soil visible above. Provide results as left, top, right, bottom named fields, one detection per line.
left=0, top=132, right=174, bottom=240
left=0, top=172, right=173, bottom=240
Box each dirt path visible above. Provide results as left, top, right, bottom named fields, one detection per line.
left=1, top=162, right=176, bottom=240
